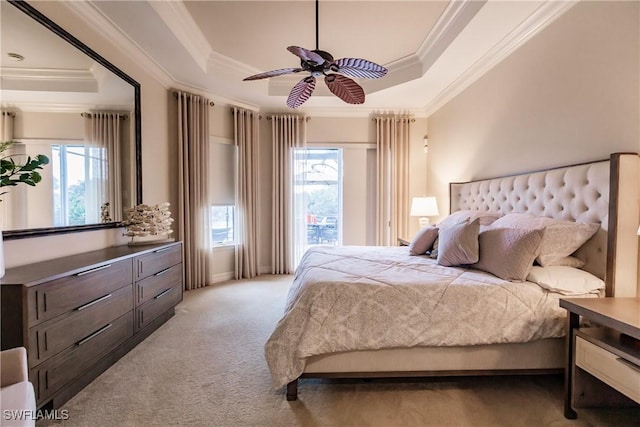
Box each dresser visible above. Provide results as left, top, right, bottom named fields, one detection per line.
left=0, top=242, right=183, bottom=409
left=560, top=297, right=640, bottom=419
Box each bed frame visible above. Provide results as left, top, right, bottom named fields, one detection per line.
left=285, top=153, right=638, bottom=401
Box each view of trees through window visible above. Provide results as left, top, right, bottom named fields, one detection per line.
left=52, top=145, right=103, bottom=226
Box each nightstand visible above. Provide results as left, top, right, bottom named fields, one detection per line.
left=559, top=297, right=640, bottom=419
left=397, top=237, right=410, bottom=246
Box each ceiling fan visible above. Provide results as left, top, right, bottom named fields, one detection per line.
left=243, top=0, right=388, bottom=109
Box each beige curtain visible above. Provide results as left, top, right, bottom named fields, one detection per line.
left=1, top=110, right=15, bottom=141
left=233, top=107, right=259, bottom=279
left=375, top=115, right=411, bottom=245
left=83, top=112, right=122, bottom=222
left=271, top=114, right=307, bottom=274
left=176, top=91, right=212, bottom=290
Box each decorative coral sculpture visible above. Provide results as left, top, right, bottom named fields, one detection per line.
left=122, top=202, right=174, bottom=245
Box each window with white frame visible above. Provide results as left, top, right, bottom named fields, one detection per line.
left=51, top=144, right=106, bottom=226
left=210, top=140, right=237, bottom=246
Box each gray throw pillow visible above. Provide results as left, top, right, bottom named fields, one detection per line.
left=473, top=227, right=544, bottom=281
left=409, top=226, right=439, bottom=255
left=437, top=219, right=480, bottom=267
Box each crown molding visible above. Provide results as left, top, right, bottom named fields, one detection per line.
left=148, top=1, right=212, bottom=73
left=416, top=0, right=487, bottom=73
left=63, top=1, right=174, bottom=89
left=424, top=0, right=577, bottom=116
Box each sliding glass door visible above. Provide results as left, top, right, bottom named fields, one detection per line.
left=293, top=148, right=343, bottom=262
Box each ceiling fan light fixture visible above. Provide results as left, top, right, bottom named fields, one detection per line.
left=243, top=0, right=387, bottom=108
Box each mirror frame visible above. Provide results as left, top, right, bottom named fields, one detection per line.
left=4, top=0, right=142, bottom=240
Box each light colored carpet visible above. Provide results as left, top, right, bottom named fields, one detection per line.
left=38, top=275, right=639, bottom=427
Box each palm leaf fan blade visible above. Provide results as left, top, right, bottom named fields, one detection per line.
left=325, top=74, right=365, bottom=104
left=287, top=46, right=326, bottom=65
left=333, top=58, right=388, bottom=79
left=243, top=68, right=302, bottom=81
left=287, top=77, right=316, bottom=108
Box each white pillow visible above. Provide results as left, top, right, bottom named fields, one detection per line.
left=527, top=266, right=604, bottom=295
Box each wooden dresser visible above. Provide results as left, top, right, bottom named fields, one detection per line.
left=0, top=242, right=183, bottom=409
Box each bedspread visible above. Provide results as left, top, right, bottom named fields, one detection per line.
left=265, top=245, right=577, bottom=388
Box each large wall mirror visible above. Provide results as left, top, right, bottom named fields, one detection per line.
left=1, top=0, right=141, bottom=239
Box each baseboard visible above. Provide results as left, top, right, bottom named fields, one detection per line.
left=211, top=272, right=235, bottom=283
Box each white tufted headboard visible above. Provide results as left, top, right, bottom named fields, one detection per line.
left=449, top=160, right=610, bottom=281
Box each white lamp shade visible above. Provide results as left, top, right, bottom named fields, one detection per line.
left=410, top=197, right=439, bottom=217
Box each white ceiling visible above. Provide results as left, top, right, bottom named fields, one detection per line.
left=8, top=0, right=578, bottom=116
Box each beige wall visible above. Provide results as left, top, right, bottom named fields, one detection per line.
left=427, top=0, right=640, bottom=221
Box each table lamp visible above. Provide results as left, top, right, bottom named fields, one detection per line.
left=410, top=196, right=439, bottom=228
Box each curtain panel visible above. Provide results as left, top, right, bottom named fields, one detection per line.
left=271, top=114, right=307, bottom=274
left=83, top=112, right=123, bottom=222
left=176, top=91, right=213, bottom=290
left=233, top=107, right=259, bottom=279
left=375, top=115, right=412, bottom=246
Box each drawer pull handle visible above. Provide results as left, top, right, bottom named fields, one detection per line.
left=76, top=324, right=112, bottom=346
left=76, top=264, right=112, bottom=276
left=154, top=288, right=174, bottom=300
left=616, top=357, right=640, bottom=373
left=154, top=267, right=172, bottom=277
left=76, top=293, right=112, bottom=311
left=153, top=247, right=172, bottom=253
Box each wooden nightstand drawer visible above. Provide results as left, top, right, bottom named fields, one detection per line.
left=576, top=336, right=640, bottom=404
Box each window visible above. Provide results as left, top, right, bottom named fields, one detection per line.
left=51, top=144, right=106, bottom=226
left=210, top=141, right=237, bottom=246
left=210, top=205, right=234, bottom=244
left=293, top=148, right=343, bottom=253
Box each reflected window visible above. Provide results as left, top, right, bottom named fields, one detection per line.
left=52, top=144, right=106, bottom=226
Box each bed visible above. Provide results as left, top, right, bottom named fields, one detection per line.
left=265, top=155, right=636, bottom=401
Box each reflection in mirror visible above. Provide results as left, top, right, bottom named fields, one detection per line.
left=0, top=0, right=141, bottom=239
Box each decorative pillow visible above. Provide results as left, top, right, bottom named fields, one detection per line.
left=408, top=226, right=439, bottom=255
left=527, top=266, right=605, bottom=295
left=472, top=227, right=544, bottom=282
left=488, top=213, right=599, bottom=267
left=439, top=210, right=501, bottom=228
left=437, top=219, right=480, bottom=267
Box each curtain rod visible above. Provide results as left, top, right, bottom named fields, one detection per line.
left=81, top=112, right=128, bottom=119
left=1, top=111, right=16, bottom=117
left=173, top=91, right=215, bottom=106
left=372, top=117, right=415, bottom=122
left=229, top=109, right=310, bottom=122
left=265, top=115, right=310, bottom=121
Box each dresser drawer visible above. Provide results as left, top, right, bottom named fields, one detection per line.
left=575, top=336, right=640, bottom=404
left=135, top=283, right=182, bottom=332
left=27, top=259, right=133, bottom=326
left=136, top=264, right=182, bottom=306
left=135, top=244, right=182, bottom=280
left=28, top=285, right=133, bottom=367
left=31, top=311, right=133, bottom=404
